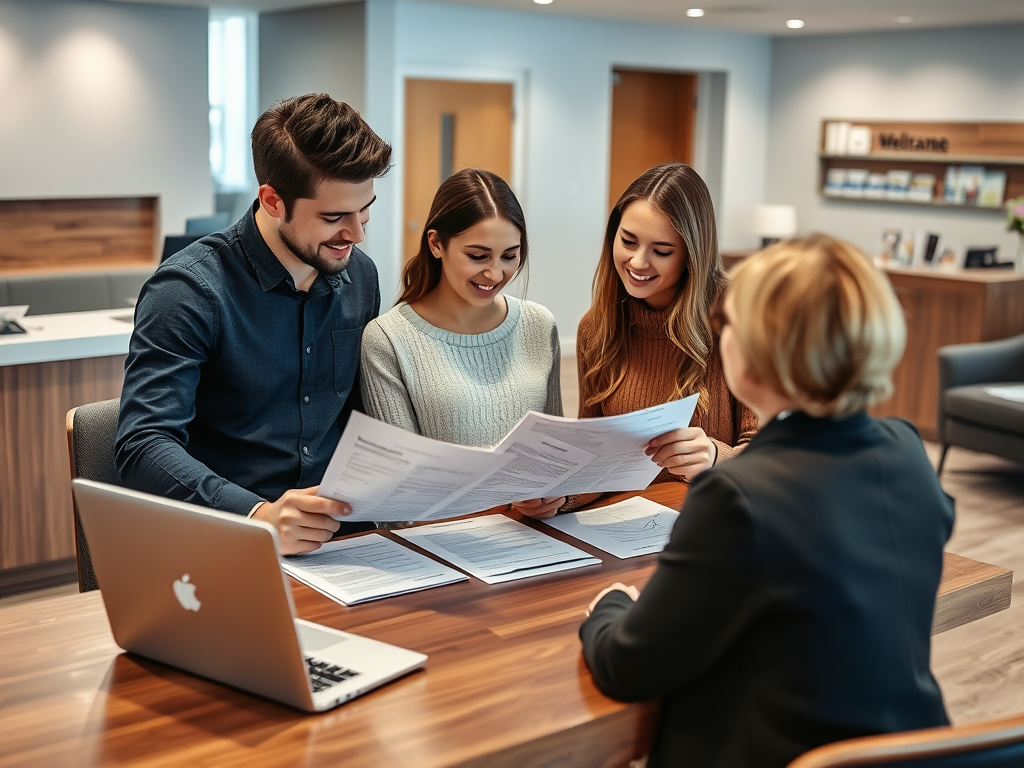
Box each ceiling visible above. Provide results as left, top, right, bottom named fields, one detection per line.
left=113, top=0, right=1024, bottom=35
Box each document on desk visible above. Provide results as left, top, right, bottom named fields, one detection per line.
left=541, top=497, right=680, bottom=559
left=281, top=533, right=468, bottom=605
left=493, top=393, right=700, bottom=498
left=394, top=515, right=601, bottom=584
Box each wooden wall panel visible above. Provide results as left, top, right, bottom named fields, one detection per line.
left=0, top=356, right=125, bottom=571
left=0, top=197, right=158, bottom=273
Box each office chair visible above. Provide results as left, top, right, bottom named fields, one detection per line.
left=184, top=212, right=231, bottom=235
left=66, top=398, right=121, bottom=592
left=786, top=712, right=1024, bottom=768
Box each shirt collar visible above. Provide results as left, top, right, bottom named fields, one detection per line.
left=239, top=200, right=352, bottom=295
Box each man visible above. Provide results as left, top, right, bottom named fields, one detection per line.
left=116, top=93, right=391, bottom=554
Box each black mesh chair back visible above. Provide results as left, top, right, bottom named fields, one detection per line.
left=66, top=399, right=121, bottom=592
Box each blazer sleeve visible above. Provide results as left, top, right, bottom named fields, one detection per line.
left=579, top=469, right=764, bottom=701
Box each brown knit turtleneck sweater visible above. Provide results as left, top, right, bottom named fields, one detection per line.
left=573, top=298, right=758, bottom=493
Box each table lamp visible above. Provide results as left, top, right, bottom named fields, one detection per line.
left=753, top=204, right=797, bottom=248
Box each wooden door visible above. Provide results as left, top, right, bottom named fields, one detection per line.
left=608, top=69, right=697, bottom=212
left=403, top=79, right=514, bottom=262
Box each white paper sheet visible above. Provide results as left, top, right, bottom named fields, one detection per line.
left=319, top=397, right=697, bottom=524
left=984, top=384, right=1024, bottom=404
left=395, top=515, right=601, bottom=584
left=318, top=412, right=513, bottom=522
left=281, top=533, right=467, bottom=605
left=494, top=394, right=700, bottom=498
left=541, top=496, right=679, bottom=558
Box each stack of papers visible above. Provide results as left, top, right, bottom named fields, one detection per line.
left=319, top=394, right=699, bottom=524
left=282, top=533, right=467, bottom=605
left=541, top=497, right=679, bottom=559
left=395, top=515, right=601, bottom=584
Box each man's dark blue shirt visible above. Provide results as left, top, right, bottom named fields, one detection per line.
left=115, top=202, right=380, bottom=514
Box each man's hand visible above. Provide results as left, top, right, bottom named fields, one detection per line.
left=511, top=496, right=566, bottom=519
left=587, top=582, right=640, bottom=615
left=252, top=486, right=350, bottom=555
left=645, top=427, right=718, bottom=481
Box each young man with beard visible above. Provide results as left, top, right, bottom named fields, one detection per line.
left=116, top=94, right=391, bottom=554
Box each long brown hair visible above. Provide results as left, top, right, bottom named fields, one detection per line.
left=582, top=162, right=726, bottom=409
left=399, top=169, right=528, bottom=305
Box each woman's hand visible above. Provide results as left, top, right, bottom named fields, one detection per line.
left=587, top=582, right=640, bottom=615
left=645, top=427, right=718, bottom=480
left=510, top=496, right=566, bottom=519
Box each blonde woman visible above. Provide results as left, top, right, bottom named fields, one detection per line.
left=581, top=234, right=954, bottom=768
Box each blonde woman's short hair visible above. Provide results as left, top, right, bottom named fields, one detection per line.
left=727, top=233, right=906, bottom=417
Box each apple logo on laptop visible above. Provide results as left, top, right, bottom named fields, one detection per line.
left=173, top=574, right=201, bottom=612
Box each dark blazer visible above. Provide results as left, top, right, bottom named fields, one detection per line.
left=580, top=412, right=954, bottom=768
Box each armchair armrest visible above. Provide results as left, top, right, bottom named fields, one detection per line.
left=938, top=333, right=1024, bottom=391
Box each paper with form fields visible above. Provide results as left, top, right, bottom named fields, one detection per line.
left=541, top=497, right=680, bottom=558
left=281, top=533, right=467, bottom=605
left=319, top=395, right=698, bottom=524
left=395, top=515, right=601, bottom=584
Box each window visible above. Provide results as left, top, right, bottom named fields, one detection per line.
left=208, top=12, right=256, bottom=193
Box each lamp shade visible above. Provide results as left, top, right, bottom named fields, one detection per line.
left=753, top=204, right=797, bottom=238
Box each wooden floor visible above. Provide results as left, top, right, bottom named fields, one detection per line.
left=2, top=355, right=1021, bottom=725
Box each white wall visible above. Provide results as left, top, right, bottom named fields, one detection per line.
left=767, top=23, right=1024, bottom=262
left=0, top=0, right=211, bottom=246
left=259, top=2, right=366, bottom=114
left=364, top=0, right=773, bottom=345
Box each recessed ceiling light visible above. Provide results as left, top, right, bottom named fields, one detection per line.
left=894, top=15, right=914, bottom=23
left=786, top=19, right=805, bottom=29
left=686, top=8, right=705, bottom=17
left=533, top=0, right=553, bottom=5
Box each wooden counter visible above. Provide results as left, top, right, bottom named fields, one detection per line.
left=0, top=310, right=131, bottom=595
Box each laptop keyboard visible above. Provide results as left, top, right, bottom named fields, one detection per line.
left=305, top=656, right=361, bottom=692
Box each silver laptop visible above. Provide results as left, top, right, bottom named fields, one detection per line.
left=73, top=479, right=427, bottom=712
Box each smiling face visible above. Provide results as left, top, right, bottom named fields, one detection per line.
left=613, top=200, right=688, bottom=311
left=429, top=216, right=522, bottom=309
left=267, top=177, right=376, bottom=276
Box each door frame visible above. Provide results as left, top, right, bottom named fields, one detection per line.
left=390, top=63, right=528, bottom=275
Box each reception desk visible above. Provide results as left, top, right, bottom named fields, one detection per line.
left=0, top=309, right=132, bottom=595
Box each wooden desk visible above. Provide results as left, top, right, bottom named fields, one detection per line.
left=0, top=485, right=1012, bottom=768
left=0, top=310, right=131, bottom=595
left=871, top=267, right=1024, bottom=440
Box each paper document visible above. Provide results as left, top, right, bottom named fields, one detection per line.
left=395, top=515, right=601, bottom=584
left=541, top=497, right=679, bottom=558
left=319, top=412, right=513, bottom=522
left=281, top=533, right=467, bottom=605
left=493, top=394, right=700, bottom=498
left=319, top=396, right=698, bottom=524
left=984, top=384, right=1024, bottom=404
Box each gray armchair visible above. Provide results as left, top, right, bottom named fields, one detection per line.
left=937, top=333, right=1024, bottom=474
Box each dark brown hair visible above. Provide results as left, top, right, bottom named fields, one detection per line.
left=251, top=93, right=392, bottom=216
left=399, top=169, right=528, bottom=305
left=582, top=162, right=726, bottom=410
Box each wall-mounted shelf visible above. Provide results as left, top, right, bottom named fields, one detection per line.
left=818, top=121, right=1024, bottom=209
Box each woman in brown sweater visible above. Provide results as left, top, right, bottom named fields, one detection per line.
left=515, top=163, right=756, bottom=518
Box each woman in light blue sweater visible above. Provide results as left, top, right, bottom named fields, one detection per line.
left=359, top=169, right=564, bottom=517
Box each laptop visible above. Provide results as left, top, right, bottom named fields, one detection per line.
left=0, top=305, right=29, bottom=335
left=72, top=479, right=427, bottom=712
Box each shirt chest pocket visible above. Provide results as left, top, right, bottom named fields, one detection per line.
left=332, top=328, right=362, bottom=395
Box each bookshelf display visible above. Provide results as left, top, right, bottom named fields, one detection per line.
left=818, top=121, right=1024, bottom=210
